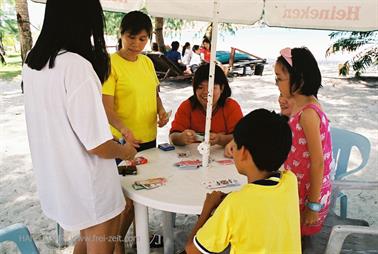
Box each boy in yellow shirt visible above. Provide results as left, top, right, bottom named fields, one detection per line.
left=186, top=109, right=301, bottom=254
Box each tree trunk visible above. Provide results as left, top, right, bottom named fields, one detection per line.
left=15, top=0, right=33, bottom=63
left=154, top=17, right=166, bottom=54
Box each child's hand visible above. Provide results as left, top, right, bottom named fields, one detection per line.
left=120, top=142, right=137, bottom=161
left=203, top=191, right=227, bottom=212
left=209, top=132, right=222, bottom=146
left=224, top=140, right=234, bottom=158
left=301, top=207, right=319, bottom=226
left=158, top=110, right=170, bottom=127
left=120, top=127, right=141, bottom=148
left=181, top=129, right=196, bottom=145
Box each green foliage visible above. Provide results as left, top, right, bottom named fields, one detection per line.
left=338, top=62, right=350, bottom=76
left=0, top=54, right=22, bottom=80
left=0, top=0, right=18, bottom=39
left=162, top=18, right=238, bottom=40
left=164, top=18, right=187, bottom=37
left=103, top=11, right=124, bottom=36
left=326, top=31, right=377, bottom=77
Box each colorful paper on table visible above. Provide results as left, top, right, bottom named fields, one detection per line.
left=203, top=179, right=240, bottom=189
left=216, top=159, right=234, bottom=165
left=134, top=177, right=167, bottom=190
left=174, top=159, right=202, bottom=168
left=134, top=156, right=148, bottom=165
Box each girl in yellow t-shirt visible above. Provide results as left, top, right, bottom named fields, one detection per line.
left=102, top=11, right=168, bottom=254
left=102, top=11, right=168, bottom=152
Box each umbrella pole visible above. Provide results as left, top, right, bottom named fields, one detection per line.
left=199, top=0, right=220, bottom=168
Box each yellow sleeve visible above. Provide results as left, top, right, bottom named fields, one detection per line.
left=194, top=197, right=232, bottom=253
left=102, top=61, right=117, bottom=96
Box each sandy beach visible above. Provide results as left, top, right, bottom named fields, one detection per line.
left=1, top=63, right=377, bottom=253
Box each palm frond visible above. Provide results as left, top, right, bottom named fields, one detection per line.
left=351, top=47, right=378, bottom=76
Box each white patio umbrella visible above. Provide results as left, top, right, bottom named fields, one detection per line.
left=32, top=0, right=378, bottom=167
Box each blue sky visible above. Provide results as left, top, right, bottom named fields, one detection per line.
left=28, top=0, right=352, bottom=62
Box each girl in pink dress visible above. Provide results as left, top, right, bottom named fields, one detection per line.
left=275, top=47, right=332, bottom=236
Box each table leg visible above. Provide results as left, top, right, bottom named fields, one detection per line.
left=134, top=202, right=149, bottom=254
left=162, top=211, right=175, bottom=254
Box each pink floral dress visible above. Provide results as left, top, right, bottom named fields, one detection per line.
left=284, top=103, right=332, bottom=235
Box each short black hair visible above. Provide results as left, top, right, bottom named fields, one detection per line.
left=171, top=41, right=179, bottom=51
left=192, top=45, right=200, bottom=52
left=202, top=37, right=211, bottom=45
left=276, top=47, right=322, bottom=97
left=152, top=42, right=159, bottom=51
left=120, top=11, right=152, bottom=38
left=189, top=63, right=231, bottom=109
left=233, top=109, right=292, bottom=172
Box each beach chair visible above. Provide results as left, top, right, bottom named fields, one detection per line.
left=146, top=53, right=193, bottom=81
left=0, top=223, right=39, bottom=254
left=330, top=127, right=371, bottom=218
left=225, top=47, right=267, bottom=76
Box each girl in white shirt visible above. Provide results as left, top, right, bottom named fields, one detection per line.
left=23, top=0, right=136, bottom=253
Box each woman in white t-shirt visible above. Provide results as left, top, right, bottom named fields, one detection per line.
left=189, top=45, right=202, bottom=73
left=181, top=42, right=192, bottom=66
left=22, top=0, right=136, bottom=253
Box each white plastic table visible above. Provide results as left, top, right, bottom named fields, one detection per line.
left=120, top=144, right=247, bottom=254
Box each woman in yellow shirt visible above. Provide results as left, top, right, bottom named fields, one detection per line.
left=102, top=11, right=168, bottom=254
left=102, top=11, right=168, bottom=151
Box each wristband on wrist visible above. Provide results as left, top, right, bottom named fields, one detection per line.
left=306, top=201, right=323, bottom=212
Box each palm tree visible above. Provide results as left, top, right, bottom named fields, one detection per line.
left=15, top=0, right=32, bottom=63
left=326, top=32, right=377, bottom=77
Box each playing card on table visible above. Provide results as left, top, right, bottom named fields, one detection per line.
left=174, top=159, right=202, bottom=168
left=134, top=177, right=167, bottom=190
left=203, top=179, right=240, bottom=189
left=216, top=159, right=234, bottom=165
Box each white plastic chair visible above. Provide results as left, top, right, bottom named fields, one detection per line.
left=325, top=225, right=378, bottom=254
left=330, top=127, right=371, bottom=218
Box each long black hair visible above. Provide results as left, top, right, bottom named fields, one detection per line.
left=182, top=42, right=190, bottom=57
left=189, top=63, right=231, bottom=109
left=25, top=0, right=110, bottom=83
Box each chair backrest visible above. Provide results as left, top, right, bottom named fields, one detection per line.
left=0, top=223, right=39, bottom=254
left=146, top=53, right=183, bottom=77
left=331, top=127, right=371, bottom=180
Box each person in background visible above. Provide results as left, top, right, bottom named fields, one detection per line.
left=23, top=0, right=137, bottom=253
left=170, top=64, right=243, bottom=146
left=165, top=41, right=183, bottom=66
left=188, top=45, right=201, bottom=73
left=276, top=46, right=332, bottom=237
left=181, top=41, right=192, bottom=66
left=102, top=11, right=169, bottom=253
left=185, top=109, right=301, bottom=254
left=151, top=42, right=161, bottom=54
left=200, top=37, right=211, bottom=63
